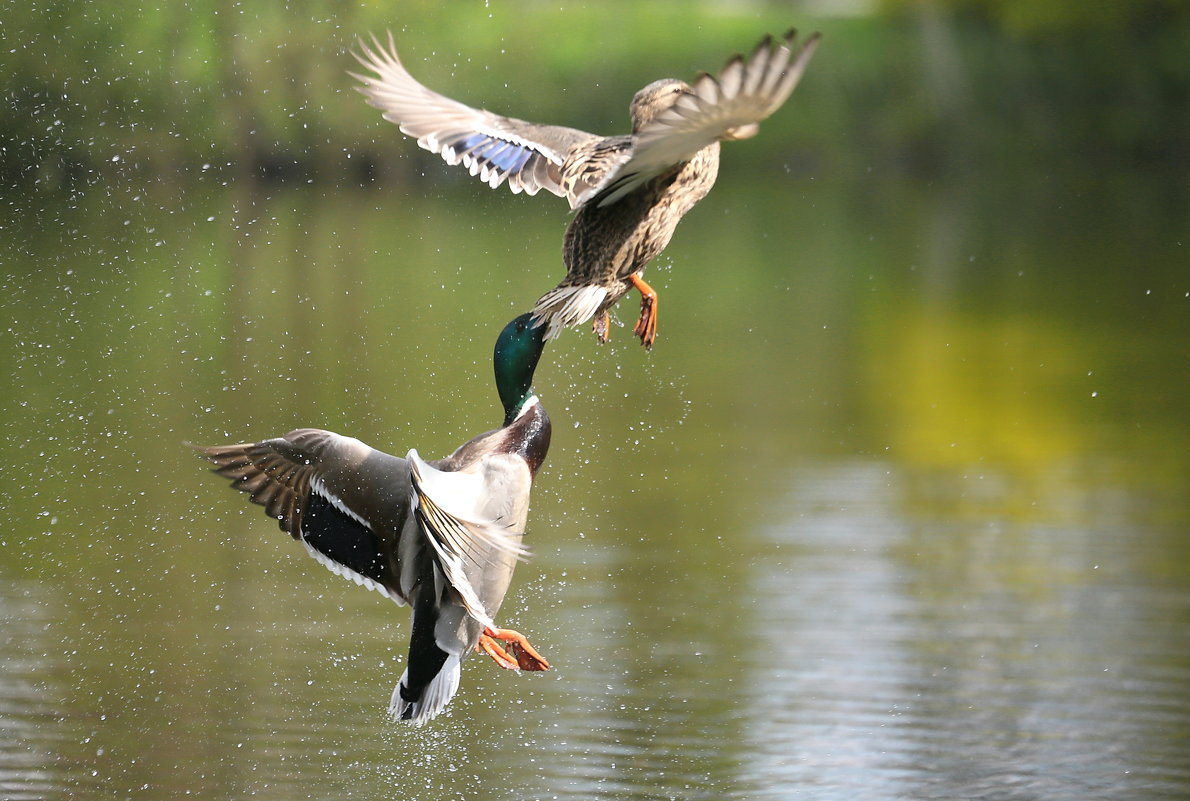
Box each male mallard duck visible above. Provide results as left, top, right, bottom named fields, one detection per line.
left=352, top=29, right=821, bottom=349
left=193, top=313, right=552, bottom=723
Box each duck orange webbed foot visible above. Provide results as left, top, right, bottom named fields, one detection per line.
left=629, top=273, right=658, bottom=350
left=477, top=626, right=551, bottom=671
left=592, top=310, right=611, bottom=344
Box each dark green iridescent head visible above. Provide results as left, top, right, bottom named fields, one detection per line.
left=493, top=313, right=548, bottom=425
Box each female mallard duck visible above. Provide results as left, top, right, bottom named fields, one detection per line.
left=193, top=313, right=552, bottom=724
left=352, top=29, right=820, bottom=349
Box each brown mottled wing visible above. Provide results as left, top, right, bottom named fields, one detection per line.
left=193, top=428, right=338, bottom=538
left=579, top=30, right=822, bottom=208
left=351, top=32, right=599, bottom=198
left=557, top=135, right=635, bottom=211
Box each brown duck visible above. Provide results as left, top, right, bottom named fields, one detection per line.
left=352, top=29, right=821, bottom=349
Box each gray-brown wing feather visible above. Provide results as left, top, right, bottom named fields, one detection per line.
left=351, top=32, right=598, bottom=197
left=580, top=29, right=821, bottom=208
left=194, top=428, right=340, bottom=538
left=558, top=136, right=635, bottom=210
left=194, top=429, right=411, bottom=602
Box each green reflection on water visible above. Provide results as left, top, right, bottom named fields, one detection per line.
left=0, top=164, right=1186, bottom=799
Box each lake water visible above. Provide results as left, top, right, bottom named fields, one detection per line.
left=1, top=163, right=1187, bottom=800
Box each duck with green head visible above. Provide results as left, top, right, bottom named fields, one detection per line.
left=352, top=29, right=820, bottom=349
left=194, top=313, right=551, bottom=724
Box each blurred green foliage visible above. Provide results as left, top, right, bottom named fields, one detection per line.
left=881, top=0, right=1186, bottom=34
left=3, top=0, right=1187, bottom=190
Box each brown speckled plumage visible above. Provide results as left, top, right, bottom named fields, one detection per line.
left=548, top=138, right=721, bottom=337
left=353, top=29, right=820, bottom=348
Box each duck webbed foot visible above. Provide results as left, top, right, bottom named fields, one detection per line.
left=477, top=626, right=551, bottom=671
left=592, top=310, right=611, bottom=344
left=629, top=273, right=658, bottom=350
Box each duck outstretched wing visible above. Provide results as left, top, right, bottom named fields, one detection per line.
left=352, top=32, right=598, bottom=198
left=193, top=429, right=407, bottom=604
left=579, top=29, right=821, bottom=209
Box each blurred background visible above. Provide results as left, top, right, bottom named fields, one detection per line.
left=5, top=0, right=1187, bottom=187
left=2, top=1, right=1187, bottom=800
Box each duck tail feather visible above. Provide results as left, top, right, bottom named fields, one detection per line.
left=531, top=285, right=609, bottom=339
left=390, top=653, right=462, bottom=724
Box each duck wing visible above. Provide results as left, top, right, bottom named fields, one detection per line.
left=407, top=450, right=529, bottom=629
left=578, top=29, right=821, bottom=209
left=194, top=428, right=409, bottom=604
left=352, top=32, right=599, bottom=198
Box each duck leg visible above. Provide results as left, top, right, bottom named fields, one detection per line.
left=629, top=273, right=658, bottom=350
left=477, top=626, right=551, bottom=671
left=592, top=310, right=611, bottom=344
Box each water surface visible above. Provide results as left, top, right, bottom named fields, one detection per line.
left=1, top=165, right=1187, bottom=800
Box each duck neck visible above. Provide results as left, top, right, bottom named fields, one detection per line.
left=493, top=313, right=547, bottom=428
left=501, top=395, right=551, bottom=476
left=496, top=368, right=538, bottom=427
left=501, top=391, right=537, bottom=428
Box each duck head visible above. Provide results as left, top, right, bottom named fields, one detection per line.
left=494, top=313, right=548, bottom=425
left=628, top=78, right=693, bottom=132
